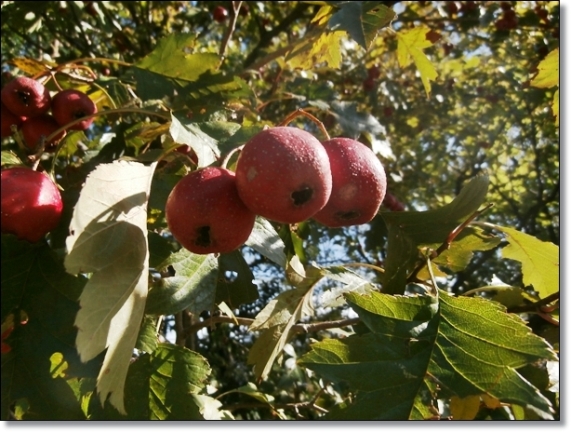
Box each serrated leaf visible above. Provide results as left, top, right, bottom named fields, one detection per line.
left=495, top=226, right=559, bottom=298
left=65, top=160, right=156, bottom=415
left=320, top=266, right=377, bottom=308
left=299, top=290, right=556, bottom=420
left=88, top=344, right=211, bottom=420
left=135, top=315, right=158, bottom=354
left=169, top=112, right=220, bottom=167
left=248, top=266, right=324, bottom=380
left=397, top=25, right=439, bottom=96
left=530, top=48, right=558, bottom=89
left=135, top=34, right=220, bottom=81
left=146, top=249, right=218, bottom=315
left=381, top=175, right=489, bottom=294
left=10, top=57, right=51, bottom=76
left=328, top=2, right=396, bottom=49
left=287, top=30, right=345, bottom=69
left=245, top=217, right=287, bottom=268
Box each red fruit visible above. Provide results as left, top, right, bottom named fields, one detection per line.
left=500, top=2, right=512, bottom=11
left=165, top=167, right=256, bottom=254
left=51, top=89, right=97, bottom=131
left=382, top=192, right=405, bottom=212
left=312, top=138, right=386, bottom=227
left=1, top=167, right=63, bottom=243
left=21, top=114, right=66, bottom=152
left=363, top=77, right=376, bottom=92
left=1, top=76, right=51, bottom=118
left=367, top=65, right=381, bottom=80
left=1, top=102, right=24, bottom=138
left=213, top=5, right=228, bottom=23
left=235, top=127, right=332, bottom=224
left=446, top=2, right=458, bottom=15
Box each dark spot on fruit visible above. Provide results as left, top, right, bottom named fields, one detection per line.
left=17, top=90, right=32, bottom=106
left=74, top=110, right=87, bottom=119
left=336, top=210, right=361, bottom=220
left=291, top=186, right=313, bottom=206
left=195, top=226, right=211, bottom=247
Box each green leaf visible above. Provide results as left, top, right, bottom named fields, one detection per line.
left=135, top=34, right=220, bottom=82
left=495, top=226, right=559, bottom=298
left=216, top=251, right=259, bottom=309
left=300, top=290, right=556, bottom=420
left=248, top=266, right=324, bottom=380
left=328, top=2, right=396, bottom=50
left=245, top=217, right=287, bottom=268
left=169, top=112, right=220, bottom=167
left=530, top=48, right=558, bottom=89
left=65, top=160, right=157, bottom=415
left=135, top=315, right=158, bottom=354
left=1, top=237, right=87, bottom=420
left=320, top=266, right=377, bottom=308
left=552, top=88, right=559, bottom=126
left=1, top=150, right=22, bottom=166
left=146, top=248, right=218, bottom=315
left=431, top=227, right=501, bottom=273
left=397, top=25, right=439, bottom=96
left=88, top=344, right=211, bottom=420
left=380, top=174, right=489, bottom=294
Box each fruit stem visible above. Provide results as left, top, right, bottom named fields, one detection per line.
left=279, top=108, right=331, bottom=140
left=220, top=145, right=244, bottom=169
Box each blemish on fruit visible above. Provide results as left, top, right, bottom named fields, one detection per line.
left=336, top=210, right=361, bottom=220
left=247, top=167, right=257, bottom=181
left=291, top=186, right=313, bottom=206
left=195, top=225, right=212, bottom=247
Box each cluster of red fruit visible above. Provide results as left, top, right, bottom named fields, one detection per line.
left=165, top=127, right=387, bottom=255
left=1, top=76, right=97, bottom=152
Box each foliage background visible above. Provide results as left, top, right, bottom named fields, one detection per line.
left=0, top=0, right=560, bottom=421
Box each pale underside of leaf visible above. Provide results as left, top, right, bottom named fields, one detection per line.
left=65, top=160, right=156, bottom=415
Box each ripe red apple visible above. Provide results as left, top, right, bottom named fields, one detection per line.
left=1, top=76, right=51, bottom=118
left=21, top=114, right=66, bottom=152
left=213, top=5, right=228, bottom=23
left=165, top=167, right=256, bottom=254
left=51, top=89, right=97, bottom=130
left=1, top=167, right=63, bottom=243
left=235, top=127, right=332, bottom=224
left=1, top=102, right=24, bottom=138
left=313, top=138, right=387, bottom=227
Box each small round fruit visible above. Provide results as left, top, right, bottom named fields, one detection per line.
left=21, top=114, right=66, bottom=152
left=165, top=167, right=256, bottom=254
left=1, top=102, right=24, bottom=138
left=1, top=76, right=51, bottom=118
left=1, top=167, right=63, bottom=243
left=313, top=138, right=387, bottom=227
left=51, top=89, right=97, bottom=131
left=235, top=127, right=332, bottom=224
left=213, top=5, right=228, bottom=22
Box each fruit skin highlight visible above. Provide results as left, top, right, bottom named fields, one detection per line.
left=165, top=167, right=256, bottom=255
left=1, top=167, right=64, bottom=243
left=235, top=127, right=332, bottom=224
left=313, top=137, right=387, bottom=227
left=1, top=76, right=51, bottom=118
left=51, top=89, right=97, bottom=131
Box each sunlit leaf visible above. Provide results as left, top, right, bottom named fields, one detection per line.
left=65, top=160, right=156, bottom=415
left=245, top=217, right=287, bottom=268
left=530, top=48, right=558, bottom=89
left=552, top=88, right=559, bottom=126
left=397, top=25, right=439, bottom=96
left=169, top=112, right=220, bottom=167
left=287, top=30, right=345, bottom=69
left=248, top=266, right=324, bottom=380
left=146, top=248, right=218, bottom=316
left=495, top=226, right=559, bottom=298
left=88, top=344, right=211, bottom=420
left=381, top=175, right=489, bottom=294
left=449, top=395, right=481, bottom=420
left=299, top=290, right=557, bottom=420
left=327, top=2, right=396, bottom=50
left=1, top=150, right=22, bottom=166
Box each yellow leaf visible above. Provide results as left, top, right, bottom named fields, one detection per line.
left=10, top=57, right=52, bottom=77
left=311, top=5, right=334, bottom=25
left=481, top=394, right=502, bottom=409
left=530, top=48, right=558, bottom=89
left=406, top=116, right=419, bottom=128
left=397, top=25, right=439, bottom=97
left=552, top=88, right=559, bottom=126
left=450, top=395, right=481, bottom=420
left=288, top=30, right=345, bottom=70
